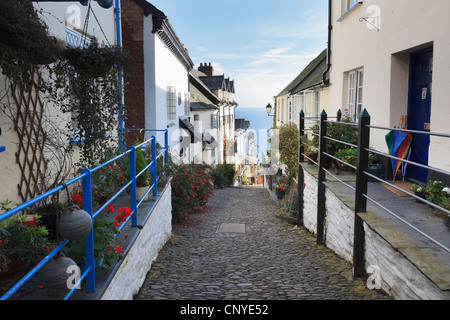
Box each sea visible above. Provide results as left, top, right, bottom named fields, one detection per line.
left=235, top=107, right=274, bottom=160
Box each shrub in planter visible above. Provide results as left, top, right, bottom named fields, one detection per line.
left=0, top=214, right=52, bottom=270
left=164, top=163, right=215, bottom=224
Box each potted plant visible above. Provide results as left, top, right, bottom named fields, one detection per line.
left=300, top=135, right=318, bottom=164
left=274, top=176, right=289, bottom=199
left=66, top=202, right=131, bottom=273
left=334, top=148, right=357, bottom=171
left=410, top=183, right=427, bottom=202
left=135, top=145, right=150, bottom=202
left=0, top=214, right=52, bottom=276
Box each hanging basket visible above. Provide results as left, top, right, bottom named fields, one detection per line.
left=58, top=205, right=93, bottom=241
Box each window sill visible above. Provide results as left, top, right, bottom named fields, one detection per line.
left=337, top=1, right=363, bottom=22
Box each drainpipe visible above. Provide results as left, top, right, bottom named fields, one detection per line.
left=114, top=0, right=125, bottom=152
left=322, top=0, right=332, bottom=86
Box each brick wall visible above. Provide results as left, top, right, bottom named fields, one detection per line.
left=121, top=0, right=145, bottom=144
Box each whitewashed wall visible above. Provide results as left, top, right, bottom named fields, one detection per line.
left=101, top=183, right=172, bottom=300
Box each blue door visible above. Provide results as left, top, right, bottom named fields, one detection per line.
left=406, top=48, right=433, bottom=183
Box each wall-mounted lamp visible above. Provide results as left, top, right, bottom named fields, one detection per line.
left=265, top=103, right=274, bottom=117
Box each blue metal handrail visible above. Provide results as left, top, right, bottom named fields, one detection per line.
left=0, top=129, right=169, bottom=300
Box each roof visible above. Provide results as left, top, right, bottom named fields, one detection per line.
left=190, top=102, right=218, bottom=111
left=132, top=0, right=193, bottom=70
left=198, top=75, right=227, bottom=91
left=277, top=49, right=328, bottom=96
left=189, top=70, right=221, bottom=107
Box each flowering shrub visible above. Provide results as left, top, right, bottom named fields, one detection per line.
left=164, top=163, right=215, bottom=225
left=274, top=176, right=289, bottom=194
left=411, top=180, right=450, bottom=207
left=67, top=196, right=131, bottom=272
left=91, top=164, right=128, bottom=205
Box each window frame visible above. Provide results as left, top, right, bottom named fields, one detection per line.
left=184, top=93, right=190, bottom=116
left=347, top=68, right=364, bottom=121
left=167, top=86, right=176, bottom=121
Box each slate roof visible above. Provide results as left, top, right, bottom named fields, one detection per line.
left=198, top=75, right=227, bottom=91
left=277, top=49, right=328, bottom=96
left=189, top=70, right=220, bottom=110
left=132, top=0, right=193, bottom=69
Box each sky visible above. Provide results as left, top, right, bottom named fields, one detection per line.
left=148, top=0, right=329, bottom=109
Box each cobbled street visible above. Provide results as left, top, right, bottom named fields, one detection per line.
left=134, top=185, right=390, bottom=300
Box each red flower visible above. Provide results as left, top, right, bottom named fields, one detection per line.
left=107, top=204, right=115, bottom=213
left=71, top=194, right=83, bottom=204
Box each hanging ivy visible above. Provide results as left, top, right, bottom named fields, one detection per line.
left=0, top=0, right=131, bottom=170
left=45, top=40, right=130, bottom=169
left=0, top=0, right=60, bottom=91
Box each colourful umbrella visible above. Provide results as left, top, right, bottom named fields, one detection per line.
left=385, top=130, right=408, bottom=178
left=394, top=133, right=412, bottom=179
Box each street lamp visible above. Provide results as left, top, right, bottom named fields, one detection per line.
left=266, top=103, right=274, bottom=117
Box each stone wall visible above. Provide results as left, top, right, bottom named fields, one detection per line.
left=299, top=166, right=450, bottom=300
left=100, top=184, right=172, bottom=300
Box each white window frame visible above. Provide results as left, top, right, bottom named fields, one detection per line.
left=347, top=69, right=364, bottom=121
left=211, top=114, right=218, bottom=129
left=184, top=93, right=190, bottom=116
left=167, top=86, right=176, bottom=121
left=346, top=0, right=362, bottom=11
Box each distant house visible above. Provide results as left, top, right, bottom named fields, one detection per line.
left=274, top=49, right=329, bottom=128
left=328, top=0, right=450, bottom=183
left=121, top=0, right=194, bottom=163
left=235, top=119, right=258, bottom=165
left=189, top=70, right=220, bottom=165
left=196, top=63, right=238, bottom=164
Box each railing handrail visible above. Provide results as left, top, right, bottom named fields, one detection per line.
left=0, top=129, right=169, bottom=300
left=297, top=109, right=450, bottom=277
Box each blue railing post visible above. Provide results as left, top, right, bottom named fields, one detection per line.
left=129, top=146, right=138, bottom=227
left=164, top=129, right=169, bottom=164
left=81, top=168, right=95, bottom=293
left=151, top=136, right=158, bottom=196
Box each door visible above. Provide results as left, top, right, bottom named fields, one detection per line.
left=406, top=48, right=433, bottom=183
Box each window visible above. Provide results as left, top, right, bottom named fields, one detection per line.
left=167, top=86, right=176, bottom=120
left=314, top=90, right=320, bottom=118
left=184, top=93, right=190, bottom=116
left=288, top=97, right=293, bottom=122
left=194, top=115, right=199, bottom=121
left=211, top=114, right=218, bottom=129
left=347, top=69, right=364, bottom=121
left=346, top=0, right=362, bottom=11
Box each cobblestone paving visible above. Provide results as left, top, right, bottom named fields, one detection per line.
left=134, top=185, right=390, bottom=300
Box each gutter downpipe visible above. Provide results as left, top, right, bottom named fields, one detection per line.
left=115, top=0, right=125, bottom=153
left=322, top=0, right=332, bottom=85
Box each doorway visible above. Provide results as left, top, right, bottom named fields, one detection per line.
left=406, top=47, right=433, bottom=183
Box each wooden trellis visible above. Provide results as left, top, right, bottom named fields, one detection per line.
left=11, top=71, right=48, bottom=204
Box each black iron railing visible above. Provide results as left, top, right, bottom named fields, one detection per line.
left=297, top=109, right=450, bottom=278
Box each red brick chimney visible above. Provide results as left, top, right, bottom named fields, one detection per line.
left=198, top=62, right=214, bottom=76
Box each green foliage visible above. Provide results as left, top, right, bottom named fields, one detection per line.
left=313, top=117, right=358, bottom=158
left=0, top=215, right=51, bottom=267
left=279, top=123, right=299, bottom=177
left=135, top=145, right=149, bottom=187
left=164, top=163, right=215, bottom=224
left=45, top=40, right=128, bottom=169
left=214, top=164, right=236, bottom=188
left=66, top=202, right=131, bottom=273
left=0, top=0, right=60, bottom=90
left=411, top=181, right=450, bottom=217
